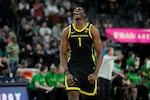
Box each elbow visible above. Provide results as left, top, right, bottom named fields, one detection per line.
left=97, top=50, right=102, bottom=57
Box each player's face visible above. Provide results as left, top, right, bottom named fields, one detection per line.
left=73, top=7, right=86, bottom=20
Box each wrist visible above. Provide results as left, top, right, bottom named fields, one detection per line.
left=93, top=71, right=98, bottom=77
left=64, top=69, right=70, bottom=75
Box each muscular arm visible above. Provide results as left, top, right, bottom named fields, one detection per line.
left=60, top=27, right=69, bottom=71
left=91, top=25, right=103, bottom=76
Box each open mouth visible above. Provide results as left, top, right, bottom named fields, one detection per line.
left=74, top=13, right=80, bottom=17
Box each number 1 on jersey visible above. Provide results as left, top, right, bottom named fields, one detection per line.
left=78, top=37, right=81, bottom=47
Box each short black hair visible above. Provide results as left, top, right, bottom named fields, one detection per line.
left=74, top=1, right=88, bottom=14
left=40, top=65, right=47, bottom=72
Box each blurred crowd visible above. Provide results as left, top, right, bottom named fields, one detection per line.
left=0, top=0, right=150, bottom=100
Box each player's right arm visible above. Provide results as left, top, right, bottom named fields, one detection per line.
left=60, top=26, right=69, bottom=72
left=60, top=26, right=75, bottom=86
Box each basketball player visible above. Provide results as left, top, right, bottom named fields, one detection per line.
left=60, top=6, right=103, bottom=100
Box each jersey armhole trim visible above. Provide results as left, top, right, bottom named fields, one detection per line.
left=89, top=24, right=93, bottom=39
left=67, top=25, right=71, bottom=39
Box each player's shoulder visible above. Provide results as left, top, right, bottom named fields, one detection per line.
left=89, top=24, right=99, bottom=33
left=62, top=24, right=72, bottom=37
left=89, top=23, right=98, bottom=30
left=63, top=24, right=72, bottom=33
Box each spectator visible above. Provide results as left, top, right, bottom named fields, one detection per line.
left=55, top=66, right=67, bottom=100
left=18, top=0, right=30, bottom=11
left=18, top=0, right=30, bottom=18
left=35, top=62, right=42, bottom=70
left=111, top=69, right=131, bottom=100
left=25, top=44, right=34, bottom=67
left=0, top=31, right=7, bottom=57
left=141, top=57, right=150, bottom=76
left=44, top=0, right=59, bottom=16
left=114, top=60, right=122, bottom=71
left=6, top=35, right=20, bottom=76
left=39, top=21, right=52, bottom=43
left=103, top=18, right=113, bottom=28
left=127, top=67, right=141, bottom=100
left=30, top=19, right=40, bottom=33
left=9, top=0, right=19, bottom=31
left=0, top=0, right=9, bottom=27
left=39, top=21, right=51, bottom=36
left=6, top=31, right=15, bottom=43
left=22, top=24, right=33, bottom=44
left=62, top=0, right=71, bottom=11
left=126, top=51, right=136, bottom=69
left=49, top=40, right=60, bottom=66
left=29, top=65, right=53, bottom=100
left=33, top=43, right=44, bottom=64
left=43, top=43, right=51, bottom=66
left=46, top=64, right=57, bottom=88
left=32, top=0, right=44, bottom=19
left=55, top=66, right=66, bottom=88
left=19, top=59, right=28, bottom=68
left=144, top=77, right=150, bottom=99
left=135, top=55, right=140, bottom=69
left=45, top=64, right=57, bottom=100
left=141, top=57, right=150, bottom=96
left=51, top=23, right=62, bottom=41
left=0, top=57, right=10, bottom=77
left=145, top=17, right=150, bottom=27
left=18, top=17, right=29, bottom=46
left=2, top=25, right=12, bottom=38
left=32, top=32, right=42, bottom=45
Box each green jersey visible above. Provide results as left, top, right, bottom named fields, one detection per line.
left=46, top=72, right=57, bottom=87
left=55, top=73, right=66, bottom=85
left=114, top=63, right=121, bottom=71
left=127, top=72, right=141, bottom=85
left=126, top=58, right=136, bottom=67
left=141, top=64, right=150, bottom=80
left=29, top=72, right=46, bottom=90
left=141, top=64, right=148, bottom=73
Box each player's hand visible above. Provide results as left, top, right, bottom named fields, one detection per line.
left=88, top=73, right=97, bottom=84
left=67, top=73, right=76, bottom=86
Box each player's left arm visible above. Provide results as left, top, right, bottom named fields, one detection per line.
left=91, top=25, right=103, bottom=76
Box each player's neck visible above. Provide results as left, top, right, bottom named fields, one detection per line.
left=74, top=19, right=86, bottom=29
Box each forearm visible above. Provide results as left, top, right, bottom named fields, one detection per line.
left=113, top=70, right=121, bottom=75
left=106, top=56, right=117, bottom=61
left=60, top=53, right=68, bottom=71
left=94, top=53, right=103, bottom=76
left=35, top=84, right=49, bottom=90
